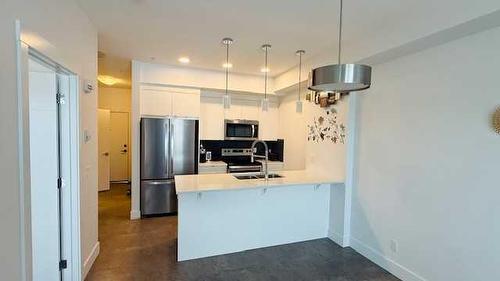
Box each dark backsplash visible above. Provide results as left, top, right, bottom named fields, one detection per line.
left=201, top=139, right=284, bottom=162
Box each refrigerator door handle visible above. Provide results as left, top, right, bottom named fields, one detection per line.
left=164, top=121, right=170, bottom=176
left=169, top=121, right=174, bottom=176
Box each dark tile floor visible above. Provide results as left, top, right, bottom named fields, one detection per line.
left=86, top=184, right=399, bottom=281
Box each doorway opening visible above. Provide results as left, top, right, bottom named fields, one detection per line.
left=26, top=46, right=80, bottom=281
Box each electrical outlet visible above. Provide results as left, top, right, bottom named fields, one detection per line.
left=390, top=239, right=398, bottom=253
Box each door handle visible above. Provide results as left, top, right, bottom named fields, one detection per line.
left=120, top=149, right=128, bottom=153
left=103, top=152, right=109, bottom=156
left=170, top=122, right=174, bottom=175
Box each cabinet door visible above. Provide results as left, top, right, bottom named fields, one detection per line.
left=240, top=100, right=259, bottom=121
left=140, top=88, right=172, bottom=116
left=224, top=101, right=242, bottom=120
left=172, top=91, right=200, bottom=118
left=200, top=96, right=224, bottom=140
left=259, top=102, right=279, bottom=140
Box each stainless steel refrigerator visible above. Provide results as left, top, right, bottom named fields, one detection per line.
left=140, top=117, right=198, bottom=216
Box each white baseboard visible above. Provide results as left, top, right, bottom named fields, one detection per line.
left=130, top=209, right=141, bottom=220
left=328, top=230, right=350, bottom=247
left=82, top=241, right=100, bottom=279
left=350, top=237, right=427, bottom=281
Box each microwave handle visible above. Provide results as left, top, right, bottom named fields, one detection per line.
left=252, top=125, right=255, bottom=138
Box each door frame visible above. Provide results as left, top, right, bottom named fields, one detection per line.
left=16, top=21, right=82, bottom=281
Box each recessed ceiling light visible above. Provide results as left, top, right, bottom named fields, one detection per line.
left=222, top=62, right=233, bottom=69
left=260, top=67, right=270, bottom=73
left=98, top=75, right=118, bottom=86
left=178, top=57, right=190, bottom=64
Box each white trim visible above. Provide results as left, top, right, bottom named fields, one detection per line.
left=130, top=61, right=141, bottom=220
left=350, top=237, right=427, bottom=281
left=16, top=19, right=31, bottom=281
left=342, top=93, right=360, bottom=247
left=82, top=242, right=100, bottom=279
left=327, top=231, right=349, bottom=248
left=69, top=74, right=82, bottom=281
left=130, top=209, right=141, bottom=220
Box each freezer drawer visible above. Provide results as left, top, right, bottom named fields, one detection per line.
left=140, top=180, right=177, bottom=215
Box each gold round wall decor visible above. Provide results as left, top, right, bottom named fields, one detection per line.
left=493, top=106, right=500, bottom=134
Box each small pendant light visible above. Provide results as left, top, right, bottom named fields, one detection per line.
left=308, top=0, right=372, bottom=93
left=295, top=50, right=305, bottom=113
left=222, top=37, right=233, bottom=109
left=261, top=44, right=271, bottom=111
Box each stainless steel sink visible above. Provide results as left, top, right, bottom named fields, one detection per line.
left=254, top=174, right=283, bottom=179
left=233, top=173, right=283, bottom=180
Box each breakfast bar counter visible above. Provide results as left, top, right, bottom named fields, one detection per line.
left=174, top=169, right=343, bottom=194
left=175, top=170, right=346, bottom=261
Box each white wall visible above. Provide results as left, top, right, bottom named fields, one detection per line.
left=98, top=86, right=131, bottom=112
left=351, top=26, right=500, bottom=280
left=278, top=87, right=348, bottom=179
left=0, top=0, right=97, bottom=279
left=138, top=61, right=275, bottom=94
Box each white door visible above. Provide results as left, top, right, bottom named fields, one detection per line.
left=29, top=59, right=60, bottom=281
left=98, top=109, right=111, bottom=191
left=110, top=112, right=130, bottom=181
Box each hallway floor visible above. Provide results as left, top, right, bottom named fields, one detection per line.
left=86, top=184, right=399, bottom=281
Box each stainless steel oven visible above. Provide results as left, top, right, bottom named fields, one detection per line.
left=222, top=148, right=262, bottom=173
left=224, top=119, right=259, bottom=140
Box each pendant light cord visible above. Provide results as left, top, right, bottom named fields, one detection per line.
left=338, top=0, right=343, bottom=65
left=225, top=43, right=229, bottom=96
left=298, top=52, right=302, bottom=101
left=264, top=46, right=268, bottom=99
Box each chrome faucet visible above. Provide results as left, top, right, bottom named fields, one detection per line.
left=250, top=140, right=269, bottom=180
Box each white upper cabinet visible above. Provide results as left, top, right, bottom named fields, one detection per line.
left=224, top=99, right=259, bottom=121
left=200, top=96, right=225, bottom=140
left=140, top=88, right=173, bottom=116
left=140, top=86, right=200, bottom=118
left=240, top=100, right=260, bottom=121
left=172, top=90, right=200, bottom=118
left=198, top=92, right=279, bottom=140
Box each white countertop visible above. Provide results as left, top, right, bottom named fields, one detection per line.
left=175, top=169, right=343, bottom=194
left=198, top=161, right=227, bottom=167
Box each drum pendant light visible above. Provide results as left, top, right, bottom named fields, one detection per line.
left=308, top=0, right=372, bottom=93
left=261, top=44, right=271, bottom=111
left=222, top=37, right=233, bottom=109
left=296, top=50, right=305, bottom=113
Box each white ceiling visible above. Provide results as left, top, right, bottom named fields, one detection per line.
left=78, top=0, right=500, bottom=80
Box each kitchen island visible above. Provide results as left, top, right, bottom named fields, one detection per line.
left=175, top=170, right=346, bottom=261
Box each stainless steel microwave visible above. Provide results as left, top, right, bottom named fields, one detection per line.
left=224, top=119, right=259, bottom=140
